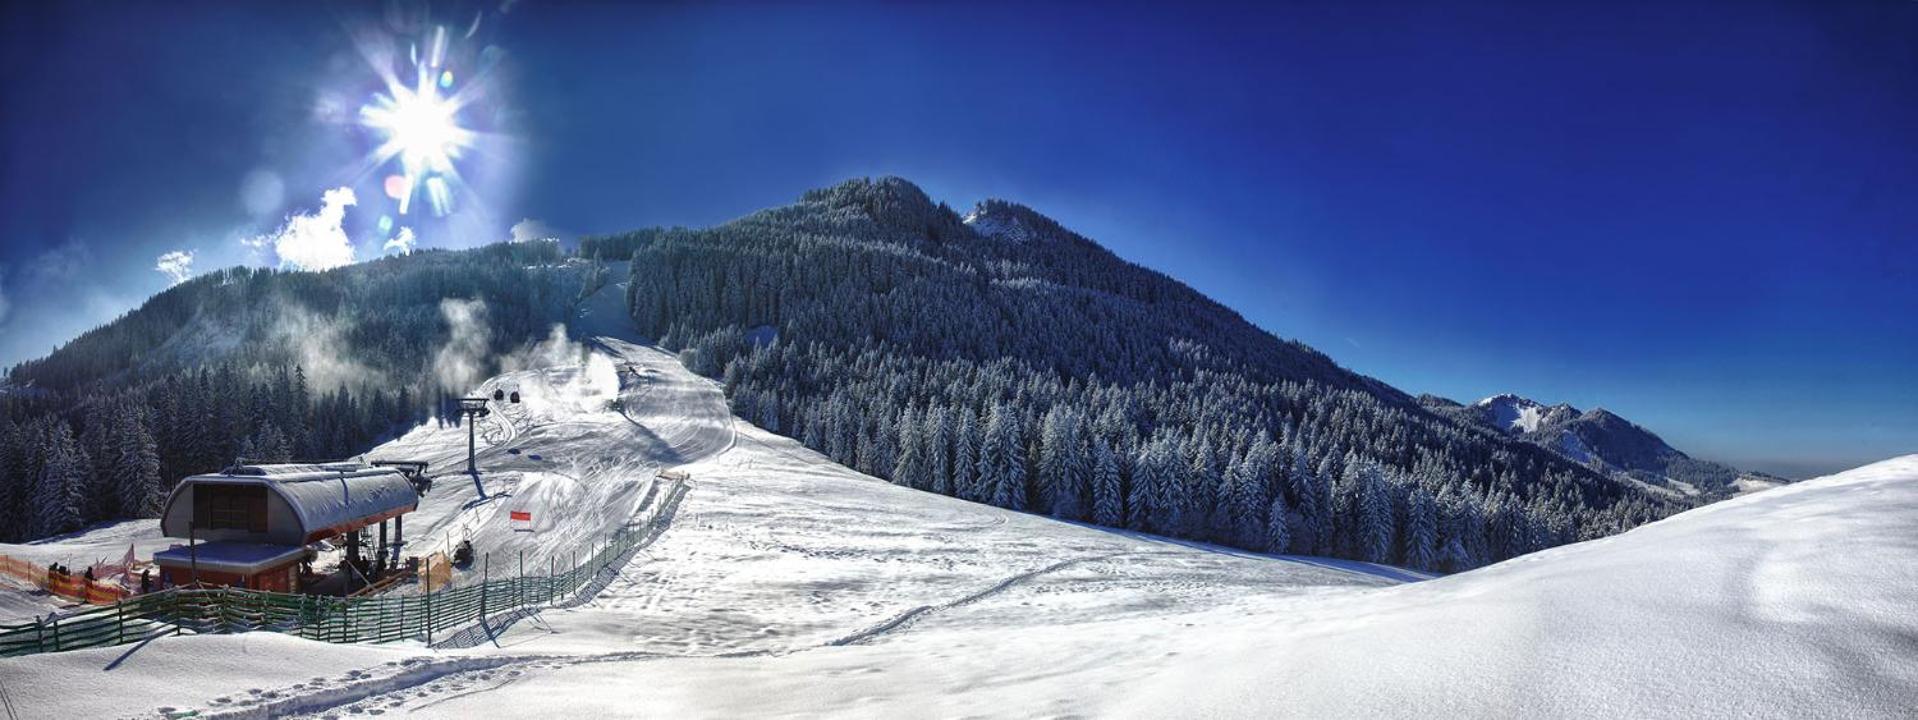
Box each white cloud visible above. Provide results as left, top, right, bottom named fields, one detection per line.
left=155, top=250, right=196, bottom=285
left=245, top=187, right=358, bottom=271
left=510, top=218, right=558, bottom=244
left=383, top=227, right=418, bottom=255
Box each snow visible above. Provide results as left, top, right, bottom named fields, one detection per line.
left=0, top=518, right=170, bottom=574
left=962, top=209, right=1037, bottom=243
left=0, top=575, right=72, bottom=623
left=1475, top=393, right=1547, bottom=434
left=1120, top=455, right=1918, bottom=720
left=3, top=271, right=1910, bottom=718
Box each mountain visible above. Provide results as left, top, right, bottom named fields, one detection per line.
left=0, top=177, right=1684, bottom=571
left=1420, top=392, right=1788, bottom=497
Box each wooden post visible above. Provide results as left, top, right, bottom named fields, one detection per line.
left=424, top=563, right=433, bottom=645
left=188, top=521, right=199, bottom=586
left=481, top=553, right=489, bottom=622
left=518, top=550, right=525, bottom=610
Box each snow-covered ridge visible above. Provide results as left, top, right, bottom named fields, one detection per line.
left=1473, top=392, right=1550, bottom=433
left=1121, top=454, right=1918, bottom=719
left=963, top=207, right=1038, bottom=244
left=3, top=329, right=1911, bottom=717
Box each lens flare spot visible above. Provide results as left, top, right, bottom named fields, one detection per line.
left=439, top=70, right=454, bottom=89
left=377, top=215, right=394, bottom=234
left=383, top=175, right=408, bottom=200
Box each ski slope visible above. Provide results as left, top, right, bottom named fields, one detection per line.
left=2, top=294, right=1913, bottom=718
left=0, top=333, right=1401, bottom=718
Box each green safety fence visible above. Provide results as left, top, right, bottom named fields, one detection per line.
left=0, top=513, right=661, bottom=659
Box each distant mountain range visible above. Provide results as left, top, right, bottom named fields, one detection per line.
left=1418, top=393, right=1789, bottom=498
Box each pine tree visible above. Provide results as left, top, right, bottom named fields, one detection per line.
left=1264, top=491, right=1292, bottom=554
left=952, top=408, right=981, bottom=501
left=1403, top=486, right=1438, bottom=571
left=1038, top=406, right=1088, bottom=519
left=979, top=403, right=1026, bottom=511
left=0, top=416, right=23, bottom=541
left=1286, top=451, right=1326, bottom=555
left=114, top=407, right=164, bottom=518
left=1125, top=444, right=1154, bottom=531
left=892, top=406, right=926, bottom=489
left=29, top=420, right=88, bottom=539
left=926, top=406, right=953, bottom=496
left=1358, top=462, right=1395, bottom=564
left=1229, top=437, right=1277, bottom=546
left=1091, top=441, right=1123, bottom=527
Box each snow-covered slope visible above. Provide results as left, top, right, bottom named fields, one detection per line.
left=2, top=285, right=1909, bottom=717
left=0, top=326, right=1406, bottom=718
left=1122, top=454, right=1918, bottom=719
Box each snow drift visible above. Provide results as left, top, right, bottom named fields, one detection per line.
left=1121, top=455, right=1918, bottom=719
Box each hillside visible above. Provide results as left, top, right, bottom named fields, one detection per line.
left=1122, top=454, right=1918, bottom=719
left=1, top=327, right=1908, bottom=718
left=0, top=177, right=1680, bottom=573
left=603, top=177, right=1681, bottom=569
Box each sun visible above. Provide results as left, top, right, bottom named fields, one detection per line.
left=360, top=68, right=474, bottom=216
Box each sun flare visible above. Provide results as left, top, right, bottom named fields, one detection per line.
left=359, top=68, right=474, bottom=216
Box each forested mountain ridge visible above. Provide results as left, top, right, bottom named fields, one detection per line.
left=1421, top=393, right=1786, bottom=496
left=607, top=177, right=1686, bottom=572
left=1, top=176, right=1686, bottom=571
left=0, top=241, right=604, bottom=541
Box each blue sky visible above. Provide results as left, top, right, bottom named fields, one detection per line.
left=1, top=1, right=1913, bottom=477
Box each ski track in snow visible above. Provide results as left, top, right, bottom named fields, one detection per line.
left=9, top=278, right=1900, bottom=718
left=0, top=326, right=1395, bottom=720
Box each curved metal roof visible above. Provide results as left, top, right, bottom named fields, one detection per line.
left=162, top=463, right=420, bottom=543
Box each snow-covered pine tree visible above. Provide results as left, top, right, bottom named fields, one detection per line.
left=1436, top=484, right=1476, bottom=572
left=953, top=407, right=981, bottom=502
left=1229, top=436, right=1278, bottom=547
left=1358, top=461, right=1396, bottom=564
left=1091, top=440, right=1123, bottom=527
left=29, top=420, right=88, bottom=539
left=980, top=403, right=1027, bottom=511
left=114, top=406, right=164, bottom=518
left=1264, top=490, right=1292, bottom=554
left=926, top=406, right=953, bottom=496
left=1150, top=434, right=1185, bottom=534
left=1285, top=447, right=1326, bottom=555
left=1181, top=435, right=1219, bottom=539
left=892, top=406, right=926, bottom=489
left=758, top=390, right=780, bottom=432
left=1038, top=406, right=1089, bottom=519
left=0, top=416, right=24, bottom=541
left=1333, top=454, right=1365, bottom=556
left=1403, top=486, right=1438, bottom=571
left=1126, top=443, right=1156, bottom=531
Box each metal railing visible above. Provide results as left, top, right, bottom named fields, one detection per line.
left=0, top=478, right=683, bottom=658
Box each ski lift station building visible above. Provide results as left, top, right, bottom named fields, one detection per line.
left=151, top=462, right=426, bottom=592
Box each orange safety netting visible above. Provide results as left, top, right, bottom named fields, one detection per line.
left=0, top=552, right=131, bottom=606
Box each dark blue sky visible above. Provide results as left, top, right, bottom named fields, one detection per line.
left=2, top=1, right=1913, bottom=477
